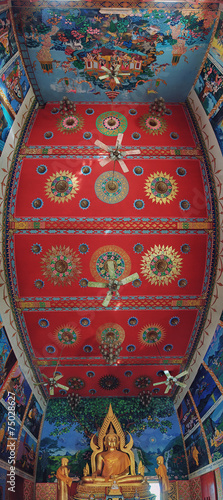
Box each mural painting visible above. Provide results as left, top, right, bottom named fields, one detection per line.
left=210, top=103, right=223, bottom=154
left=3, top=365, right=32, bottom=421
left=0, top=321, right=16, bottom=389
left=0, top=9, right=17, bottom=70
left=203, top=399, right=223, bottom=463
left=185, top=426, right=209, bottom=474
left=209, top=11, right=223, bottom=71
left=0, top=401, right=20, bottom=464
left=0, top=56, right=29, bottom=114
left=177, top=393, right=198, bottom=437
left=36, top=397, right=187, bottom=483
left=0, top=468, right=7, bottom=500
left=19, top=7, right=217, bottom=102
left=16, top=428, right=37, bottom=475
left=24, top=394, right=43, bottom=439
left=204, top=321, right=223, bottom=386
left=0, top=100, right=14, bottom=154
left=189, top=364, right=221, bottom=418
left=194, top=57, right=223, bottom=116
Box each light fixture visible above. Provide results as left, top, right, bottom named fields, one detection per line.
left=59, top=96, right=76, bottom=116
left=95, top=133, right=141, bottom=173
left=67, top=392, right=81, bottom=410
left=150, top=97, right=166, bottom=116
left=139, top=390, right=152, bottom=407
left=99, top=332, right=122, bottom=365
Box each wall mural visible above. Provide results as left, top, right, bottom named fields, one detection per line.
left=17, top=6, right=217, bottom=103
left=185, top=426, right=209, bottom=474
left=36, top=397, right=187, bottom=483
left=0, top=9, right=17, bottom=70
left=16, top=427, right=37, bottom=475
left=189, top=364, right=221, bottom=419
left=0, top=401, right=20, bottom=464
left=177, top=393, right=198, bottom=437
left=24, top=394, right=43, bottom=439
left=194, top=57, right=223, bottom=116
left=204, top=321, right=223, bottom=386
left=209, top=11, right=223, bottom=72
left=0, top=318, right=16, bottom=389
left=0, top=56, right=30, bottom=114
left=203, top=399, right=223, bottom=463
left=3, top=365, right=32, bottom=421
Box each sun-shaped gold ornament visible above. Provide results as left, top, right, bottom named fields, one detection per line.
left=141, top=245, right=182, bottom=286
left=41, top=245, right=82, bottom=286
left=96, top=323, right=125, bottom=344
left=54, top=324, right=79, bottom=347
left=45, top=170, right=79, bottom=203
left=145, top=172, right=178, bottom=205
left=139, top=324, right=165, bottom=346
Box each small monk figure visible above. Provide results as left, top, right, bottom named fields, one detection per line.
left=56, top=457, right=73, bottom=500
left=155, top=456, right=170, bottom=500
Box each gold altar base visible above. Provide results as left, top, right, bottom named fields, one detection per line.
left=75, top=480, right=155, bottom=500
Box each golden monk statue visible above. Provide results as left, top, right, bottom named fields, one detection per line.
left=155, top=456, right=170, bottom=500
left=76, top=404, right=156, bottom=500
left=56, top=457, right=73, bottom=500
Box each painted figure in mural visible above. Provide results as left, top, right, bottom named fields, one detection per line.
left=56, top=457, right=73, bottom=500
left=155, top=456, right=170, bottom=500
left=191, top=444, right=199, bottom=466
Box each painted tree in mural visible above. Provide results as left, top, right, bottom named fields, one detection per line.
left=46, top=397, right=174, bottom=438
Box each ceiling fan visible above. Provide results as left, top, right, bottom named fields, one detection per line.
left=95, top=133, right=141, bottom=173
left=88, top=259, right=139, bottom=307
left=34, top=347, right=69, bottom=396
left=99, top=64, right=130, bottom=84
left=153, top=370, right=188, bottom=394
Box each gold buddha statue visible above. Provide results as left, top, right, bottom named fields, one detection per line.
left=76, top=404, right=155, bottom=500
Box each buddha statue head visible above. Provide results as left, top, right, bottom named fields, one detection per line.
left=104, top=424, right=120, bottom=451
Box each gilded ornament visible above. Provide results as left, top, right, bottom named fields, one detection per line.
left=45, top=170, right=79, bottom=203
left=145, top=172, right=178, bottom=205
left=41, top=245, right=82, bottom=286
left=141, top=245, right=182, bottom=286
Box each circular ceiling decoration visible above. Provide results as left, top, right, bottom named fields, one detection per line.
left=141, top=245, right=183, bottom=286
left=96, top=111, right=127, bottom=136
left=45, top=170, right=79, bottom=203
left=41, top=245, right=82, bottom=286
left=57, top=114, right=84, bottom=133
left=99, top=375, right=120, bottom=390
left=139, top=324, right=165, bottom=346
left=94, top=171, right=129, bottom=204
left=134, top=376, right=151, bottom=388
left=144, top=172, right=178, bottom=205
left=54, top=324, right=79, bottom=346
left=96, top=323, right=125, bottom=344
left=67, top=377, right=85, bottom=389
left=139, top=114, right=167, bottom=135
left=90, top=245, right=131, bottom=282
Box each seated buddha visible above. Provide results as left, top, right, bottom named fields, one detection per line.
left=81, top=404, right=144, bottom=485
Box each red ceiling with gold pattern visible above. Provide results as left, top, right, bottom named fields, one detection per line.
left=4, top=100, right=218, bottom=400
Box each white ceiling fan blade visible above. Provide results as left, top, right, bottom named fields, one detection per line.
left=99, top=158, right=112, bottom=168
left=114, top=65, right=121, bottom=72
left=94, top=140, right=110, bottom=152
left=88, top=281, right=108, bottom=288
left=49, top=386, right=55, bottom=396
left=99, top=74, right=109, bottom=80
left=122, top=149, right=141, bottom=156
left=175, top=381, right=187, bottom=388
left=164, top=384, right=172, bottom=394
left=175, top=370, right=188, bottom=379
left=42, top=373, right=50, bottom=381
left=54, top=374, right=63, bottom=382
left=119, top=72, right=130, bottom=76
left=164, top=370, right=172, bottom=379
left=120, top=272, right=139, bottom=285
left=102, top=291, right=113, bottom=307
left=118, top=159, right=129, bottom=173
left=101, top=66, right=111, bottom=74
left=153, top=381, right=166, bottom=387
left=116, top=133, right=123, bottom=148
left=57, top=383, right=69, bottom=391
left=114, top=76, right=120, bottom=84
left=107, top=260, right=116, bottom=279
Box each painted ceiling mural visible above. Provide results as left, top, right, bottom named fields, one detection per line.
left=13, top=1, right=218, bottom=103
